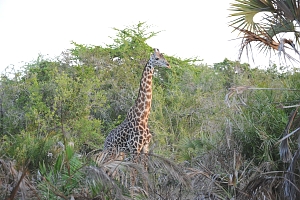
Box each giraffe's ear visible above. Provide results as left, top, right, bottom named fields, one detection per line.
left=153, top=48, right=160, bottom=53
left=153, top=48, right=160, bottom=58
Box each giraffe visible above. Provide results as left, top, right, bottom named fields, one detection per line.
left=103, top=48, right=170, bottom=185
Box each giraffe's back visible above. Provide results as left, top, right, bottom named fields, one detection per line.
left=104, top=119, right=132, bottom=153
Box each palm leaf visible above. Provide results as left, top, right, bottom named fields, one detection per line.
left=275, top=0, right=300, bottom=22
left=238, top=173, right=284, bottom=200
left=229, top=0, right=275, bottom=32
left=148, top=153, right=191, bottom=189
left=279, top=109, right=298, bottom=162
left=229, top=0, right=300, bottom=62
left=0, top=159, right=39, bottom=199
left=264, top=17, right=296, bottom=38
left=283, top=148, right=300, bottom=200
left=91, top=151, right=151, bottom=195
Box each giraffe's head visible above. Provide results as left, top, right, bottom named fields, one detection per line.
left=150, top=48, right=170, bottom=68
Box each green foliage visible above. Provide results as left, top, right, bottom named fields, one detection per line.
left=0, top=55, right=107, bottom=169
left=38, top=144, right=85, bottom=199
left=2, top=22, right=300, bottom=198
left=214, top=58, right=251, bottom=88
left=221, top=60, right=300, bottom=164
left=232, top=92, right=286, bottom=162
left=151, top=63, right=224, bottom=158
left=3, top=130, right=57, bottom=169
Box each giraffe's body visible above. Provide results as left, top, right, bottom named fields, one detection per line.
left=104, top=49, right=170, bottom=163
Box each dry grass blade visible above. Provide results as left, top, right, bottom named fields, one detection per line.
left=225, top=86, right=250, bottom=105
left=186, top=167, right=211, bottom=179
left=227, top=86, right=251, bottom=96
left=130, top=186, right=148, bottom=199
left=278, top=104, right=300, bottom=109
left=185, top=167, right=231, bottom=199
left=6, top=167, right=28, bottom=200
left=277, top=127, right=300, bottom=146
left=0, top=159, right=39, bottom=200
left=225, top=119, right=233, bottom=149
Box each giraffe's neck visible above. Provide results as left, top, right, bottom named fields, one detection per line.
left=127, top=63, right=154, bottom=125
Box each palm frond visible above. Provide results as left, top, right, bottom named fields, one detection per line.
left=275, top=0, right=300, bottom=22
left=280, top=138, right=293, bottom=162
left=0, top=159, right=39, bottom=200
left=264, top=17, right=296, bottom=38
left=85, top=165, right=132, bottom=200
left=91, top=151, right=192, bottom=199
left=283, top=148, right=300, bottom=200
left=91, top=151, right=151, bottom=198
left=233, top=26, right=299, bottom=61
left=230, top=0, right=300, bottom=62
left=148, top=153, right=191, bottom=189
left=229, top=0, right=275, bottom=32
left=237, top=173, right=284, bottom=200
left=185, top=167, right=226, bottom=199
left=279, top=109, right=298, bottom=162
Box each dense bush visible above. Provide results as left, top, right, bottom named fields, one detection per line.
left=1, top=22, right=300, bottom=199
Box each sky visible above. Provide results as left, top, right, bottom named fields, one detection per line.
left=0, top=0, right=276, bottom=74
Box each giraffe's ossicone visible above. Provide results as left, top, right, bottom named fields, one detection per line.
left=103, top=48, right=170, bottom=163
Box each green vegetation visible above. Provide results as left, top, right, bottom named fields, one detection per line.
left=1, top=22, right=300, bottom=199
